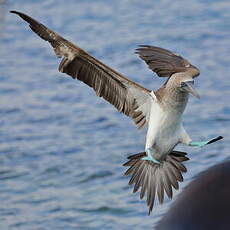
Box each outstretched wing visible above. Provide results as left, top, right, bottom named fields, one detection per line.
left=11, top=11, right=152, bottom=129
left=136, top=45, right=200, bottom=78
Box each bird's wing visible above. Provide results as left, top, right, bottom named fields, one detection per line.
left=11, top=11, right=152, bottom=129
left=136, top=45, right=200, bottom=78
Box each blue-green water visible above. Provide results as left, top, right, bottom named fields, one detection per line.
left=0, top=0, right=229, bottom=229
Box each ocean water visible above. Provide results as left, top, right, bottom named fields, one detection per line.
left=0, top=0, right=229, bottom=229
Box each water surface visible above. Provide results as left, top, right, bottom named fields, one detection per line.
left=0, top=0, right=229, bottom=229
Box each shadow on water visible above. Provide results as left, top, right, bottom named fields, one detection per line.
left=155, top=160, right=230, bottom=230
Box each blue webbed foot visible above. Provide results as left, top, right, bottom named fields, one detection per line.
left=189, top=141, right=209, bottom=148
left=189, top=136, right=223, bottom=148
left=142, top=148, right=160, bottom=164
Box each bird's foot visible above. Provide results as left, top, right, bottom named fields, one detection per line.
left=189, top=136, right=223, bottom=148
left=189, top=141, right=209, bottom=148
left=142, top=148, right=160, bottom=164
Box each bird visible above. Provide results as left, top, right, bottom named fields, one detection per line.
left=10, top=10, right=223, bottom=214
left=155, top=160, right=230, bottom=230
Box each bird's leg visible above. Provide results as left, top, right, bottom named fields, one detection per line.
left=142, top=147, right=160, bottom=164
left=180, top=127, right=223, bottom=148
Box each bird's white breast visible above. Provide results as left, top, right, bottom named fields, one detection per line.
left=145, top=95, right=183, bottom=159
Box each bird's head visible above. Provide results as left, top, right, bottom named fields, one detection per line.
left=167, top=73, right=200, bottom=99
left=179, top=78, right=200, bottom=98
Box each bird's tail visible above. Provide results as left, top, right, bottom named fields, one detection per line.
left=123, top=151, right=189, bottom=215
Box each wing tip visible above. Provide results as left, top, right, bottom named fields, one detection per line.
left=207, top=136, right=224, bottom=145
left=10, top=10, right=23, bottom=16
left=135, top=45, right=151, bottom=54
left=10, top=10, right=34, bottom=25
left=10, top=10, right=17, bottom=14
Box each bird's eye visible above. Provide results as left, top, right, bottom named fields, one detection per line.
left=181, top=82, right=187, bottom=88
left=181, top=80, right=194, bottom=88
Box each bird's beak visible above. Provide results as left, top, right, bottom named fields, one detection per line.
left=183, top=81, right=200, bottom=99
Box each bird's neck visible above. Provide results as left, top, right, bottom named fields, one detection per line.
left=155, top=86, right=189, bottom=114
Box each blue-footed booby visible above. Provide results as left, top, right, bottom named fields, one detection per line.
left=11, top=11, right=223, bottom=214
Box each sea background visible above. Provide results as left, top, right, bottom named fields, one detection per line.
left=0, top=0, right=229, bottom=229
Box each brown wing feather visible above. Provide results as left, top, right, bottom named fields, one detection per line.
left=11, top=11, right=151, bottom=127
left=136, top=45, right=200, bottom=78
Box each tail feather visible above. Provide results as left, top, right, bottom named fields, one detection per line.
left=156, top=169, right=164, bottom=204
left=123, top=151, right=189, bottom=214
left=161, top=166, right=173, bottom=199
left=127, top=152, right=146, bottom=160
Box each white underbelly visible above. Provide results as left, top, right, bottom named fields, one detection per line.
left=145, top=102, right=182, bottom=156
